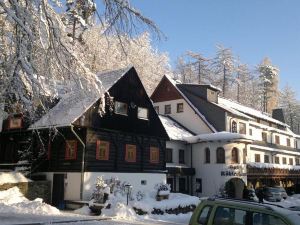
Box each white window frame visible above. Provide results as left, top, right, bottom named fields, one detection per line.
left=137, top=107, right=149, bottom=120
left=114, top=101, right=128, bottom=115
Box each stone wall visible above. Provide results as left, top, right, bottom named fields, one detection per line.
left=0, top=181, right=51, bottom=203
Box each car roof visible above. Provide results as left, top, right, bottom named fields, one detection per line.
left=203, top=197, right=300, bottom=224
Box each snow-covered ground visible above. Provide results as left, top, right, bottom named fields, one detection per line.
left=0, top=186, right=196, bottom=225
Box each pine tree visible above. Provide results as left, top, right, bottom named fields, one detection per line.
left=258, top=57, right=279, bottom=113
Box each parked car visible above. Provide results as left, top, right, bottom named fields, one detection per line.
left=189, top=197, right=300, bottom=225
left=245, top=188, right=259, bottom=202
left=256, top=187, right=282, bottom=202
left=275, top=186, right=288, bottom=200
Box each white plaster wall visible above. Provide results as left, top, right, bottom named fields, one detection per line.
left=191, top=142, right=247, bottom=197
left=153, top=99, right=212, bottom=134
left=166, top=141, right=190, bottom=166
left=83, top=172, right=166, bottom=200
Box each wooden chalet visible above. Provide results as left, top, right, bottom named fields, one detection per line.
left=0, top=67, right=169, bottom=205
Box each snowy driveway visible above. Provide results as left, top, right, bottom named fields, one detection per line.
left=0, top=214, right=185, bottom=225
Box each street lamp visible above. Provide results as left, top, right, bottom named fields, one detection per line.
left=124, top=184, right=133, bottom=205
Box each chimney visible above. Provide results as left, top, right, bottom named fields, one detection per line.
left=272, top=108, right=285, bottom=124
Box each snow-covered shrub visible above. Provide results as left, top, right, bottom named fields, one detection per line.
left=154, top=183, right=170, bottom=196
left=91, top=176, right=110, bottom=204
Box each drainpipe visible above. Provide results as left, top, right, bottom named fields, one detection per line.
left=70, top=125, right=86, bottom=200
left=190, top=144, right=193, bottom=196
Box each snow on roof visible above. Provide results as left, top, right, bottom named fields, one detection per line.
left=164, top=75, right=217, bottom=132
left=247, top=162, right=300, bottom=171
left=29, top=67, right=131, bottom=129
left=250, top=144, right=300, bottom=156
left=0, top=172, right=31, bottom=185
left=218, top=97, right=288, bottom=127
left=166, top=163, right=190, bottom=168
left=159, top=115, right=194, bottom=141
left=184, top=131, right=252, bottom=144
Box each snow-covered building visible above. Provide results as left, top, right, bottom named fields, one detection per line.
left=151, top=75, right=300, bottom=197
left=0, top=67, right=169, bottom=206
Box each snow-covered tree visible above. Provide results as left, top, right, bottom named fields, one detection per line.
left=174, top=51, right=211, bottom=84
left=279, top=85, right=300, bottom=133
left=77, top=28, right=170, bottom=94
left=211, top=45, right=236, bottom=98
left=258, top=57, right=279, bottom=113
left=0, top=0, right=162, bottom=120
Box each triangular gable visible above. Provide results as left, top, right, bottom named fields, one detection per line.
left=151, top=75, right=216, bottom=133
left=29, top=67, right=132, bottom=129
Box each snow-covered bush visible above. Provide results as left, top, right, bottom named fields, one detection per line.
left=91, top=176, right=110, bottom=204
left=154, top=183, right=170, bottom=198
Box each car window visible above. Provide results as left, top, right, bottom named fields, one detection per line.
left=213, top=207, right=247, bottom=225
left=252, top=212, right=287, bottom=225
left=197, top=206, right=212, bottom=225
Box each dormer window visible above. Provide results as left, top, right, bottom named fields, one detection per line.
left=114, top=101, right=128, bottom=115
left=137, top=107, right=148, bottom=120
left=8, top=116, right=23, bottom=129
left=239, top=122, right=246, bottom=135
left=231, top=121, right=237, bottom=133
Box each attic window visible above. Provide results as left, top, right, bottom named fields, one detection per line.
left=114, top=101, right=128, bottom=115
left=8, top=117, right=22, bottom=129
left=177, top=103, right=184, bottom=113
left=137, top=107, right=148, bottom=120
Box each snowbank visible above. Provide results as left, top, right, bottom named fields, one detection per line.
left=0, top=187, right=60, bottom=215
left=0, top=172, right=31, bottom=185
left=247, top=162, right=300, bottom=170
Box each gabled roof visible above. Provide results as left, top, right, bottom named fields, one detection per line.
left=218, top=97, right=288, bottom=127
left=158, top=115, right=194, bottom=141
left=29, top=67, right=132, bottom=129
left=162, top=75, right=217, bottom=132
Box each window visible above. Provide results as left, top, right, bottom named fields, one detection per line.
left=137, top=107, right=148, bottom=120
left=205, top=148, right=210, bottom=163
left=216, top=148, right=225, bottom=164
left=295, top=140, right=298, bottom=149
left=275, top=156, right=280, bottom=164
left=249, top=129, right=253, bottom=136
left=231, top=148, right=239, bottom=164
left=252, top=212, right=287, bottom=225
left=166, top=148, right=173, bottom=163
left=179, top=149, right=185, bottom=164
left=255, top=154, right=261, bottom=163
left=275, top=135, right=280, bottom=145
left=289, top=158, right=293, bottom=165
left=114, top=101, right=128, bottom=115
left=125, top=144, right=136, bottom=162
left=264, top=155, right=270, bottom=163
left=282, top=157, right=287, bottom=164
left=262, top=132, right=267, bottom=142
left=213, top=207, right=247, bottom=225
left=231, top=121, right=237, bottom=133
left=296, top=158, right=300, bottom=165
left=287, top=138, right=291, bottom=147
left=65, top=140, right=77, bottom=160
left=197, top=206, right=212, bottom=225
left=8, top=117, right=22, bottom=129
left=164, top=104, right=171, bottom=114
left=150, top=147, right=159, bottom=163
left=239, top=122, right=246, bottom=135
left=154, top=106, right=159, bottom=114
left=96, top=140, right=109, bottom=160
left=177, top=103, right=184, bottom=113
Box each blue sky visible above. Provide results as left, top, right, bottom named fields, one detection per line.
left=129, top=0, right=300, bottom=97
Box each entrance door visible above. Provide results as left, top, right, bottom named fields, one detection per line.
left=52, top=174, right=65, bottom=209
left=179, top=177, right=186, bottom=193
